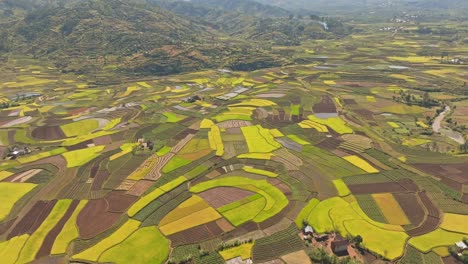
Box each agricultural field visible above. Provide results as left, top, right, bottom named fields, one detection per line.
left=0, top=8, right=467, bottom=264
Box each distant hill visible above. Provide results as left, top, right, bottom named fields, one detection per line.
left=0, top=0, right=349, bottom=75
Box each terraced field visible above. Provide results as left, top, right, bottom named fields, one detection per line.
left=0, top=13, right=467, bottom=264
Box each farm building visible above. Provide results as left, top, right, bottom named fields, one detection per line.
left=304, top=225, right=314, bottom=236
left=456, top=241, right=467, bottom=250
left=331, top=235, right=350, bottom=256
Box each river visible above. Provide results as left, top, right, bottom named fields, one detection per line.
left=432, top=106, right=466, bottom=144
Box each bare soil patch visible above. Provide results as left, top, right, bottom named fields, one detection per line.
left=313, top=96, right=337, bottom=113
left=104, top=191, right=137, bottom=213
left=199, top=187, right=255, bottom=208
left=77, top=198, right=121, bottom=239
left=126, top=180, right=154, bottom=196
left=36, top=200, right=79, bottom=259
left=393, top=192, right=425, bottom=226
left=8, top=200, right=57, bottom=239
left=31, top=126, right=66, bottom=140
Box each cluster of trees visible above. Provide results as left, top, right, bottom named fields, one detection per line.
left=0, top=102, right=19, bottom=109
left=393, top=91, right=439, bottom=108
left=308, top=248, right=362, bottom=264
left=449, top=243, right=468, bottom=264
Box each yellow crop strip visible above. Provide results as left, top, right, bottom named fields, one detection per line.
left=208, top=125, right=224, bottom=156
left=372, top=193, right=410, bottom=225
left=51, top=200, right=88, bottom=255
left=159, top=207, right=222, bottom=235
left=17, top=200, right=73, bottom=264
left=73, top=219, right=141, bottom=262
left=0, top=182, right=37, bottom=221
left=343, top=155, right=379, bottom=173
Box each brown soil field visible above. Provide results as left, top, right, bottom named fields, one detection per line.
left=348, top=182, right=406, bottom=194
left=343, top=99, right=357, bottom=105
left=168, top=221, right=224, bottom=246
left=354, top=109, right=375, bottom=120
left=92, top=135, right=113, bottom=146
left=65, top=141, right=92, bottom=151
left=313, top=96, right=337, bottom=113
left=8, top=200, right=57, bottom=239
left=0, top=218, right=16, bottom=237
left=68, top=107, right=91, bottom=116
left=406, top=215, right=440, bottom=237
left=418, top=192, right=440, bottom=218
left=199, top=187, right=254, bottom=208
left=443, top=256, right=462, bottom=264
left=217, top=120, right=252, bottom=129
left=173, top=128, right=198, bottom=141
left=76, top=198, right=121, bottom=239
left=393, top=192, right=425, bottom=226
left=126, top=180, right=154, bottom=196
left=413, top=163, right=468, bottom=190
left=316, top=138, right=343, bottom=151
left=36, top=200, right=80, bottom=259
left=104, top=191, right=137, bottom=213
left=90, top=170, right=110, bottom=191
left=31, top=126, right=66, bottom=140
left=216, top=218, right=234, bottom=232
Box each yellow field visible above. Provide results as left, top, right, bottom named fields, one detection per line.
left=307, top=115, right=353, bottom=134
left=219, top=243, right=254, bottom=260
left=231, top=99, right=276, bottom=107
left=73, top=219, right=141, bottom=261
left=372, top=193, right=410, bottom=225
left=200, top=119, right=215, bottom=129
left=127, top=155, right=159, bottom=181
left=0, top=234, right=30, bottom=264
left=417, top=121, right=429, bottom=128
left=17, top=200, right=73, bottom=263
left=99, top=226, right=169, bottom=264
left=344, top=219, right=408, bottom=260
left=51, top=200, right=88, bottom=254
left=208, top=125, right=224, bottom=156
left=0, top=182, right=37, bottom=221
left=332, top=179, right=351, bottom=197
left=0, top=171, right=13, bottom=181
left=440, top=213, right=468, bottom=234
left=109, top=143, right=138, bottom=161
left=409, top=228, right=466, bottom=252
left=323, top=80, right=336, bottom=85
left=343, top=155, right=379, bottom=173
left=402, top=138, right=431, bottom=147
left=298, top=120, right=329, bottom=132
left=62, top=146, right=105, bottom=168
left=287, top=135, right=310, bottom=145
left=160, top=196, right=210, bottom=225
left=243, top=166, right=278, bottom=177
left=159, top=207, right=222, bottom=235
left=387, top=122, right=400, bottom=128
left=241, top=125, right=281, bottom=153
left=61, top=119, right=99, bottom=137
left=269, top=129, right=284, bottom=138
left=366, top=96, right=376, bottom=102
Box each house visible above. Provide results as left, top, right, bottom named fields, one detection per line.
left=314, top=234, right=329, bottom=242
left=456, top=241, right=467, bottom=250
left=304, top=225, right=314, bottom=236
left=331, top=235, right=349, bottom=256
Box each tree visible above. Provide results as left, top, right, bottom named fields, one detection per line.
left=353, top=235, right=363, bottom=247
